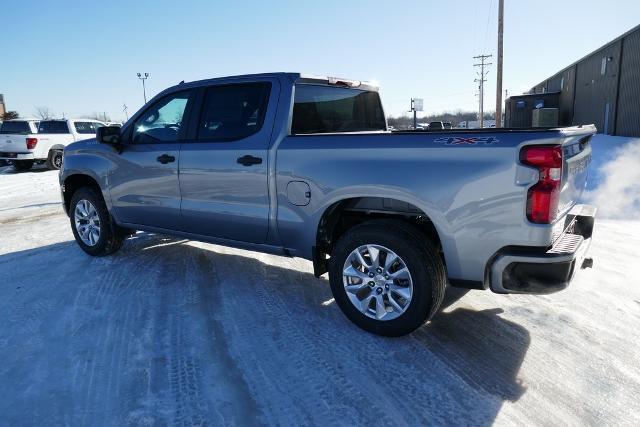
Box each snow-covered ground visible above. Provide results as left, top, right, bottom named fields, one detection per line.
left=0, top=135, right=639, bottom=425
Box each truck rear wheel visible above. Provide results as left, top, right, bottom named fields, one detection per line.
left=13, top=160, right=34, bottom=171
left=70, top=187, right=124, bottom=256
left=328, top=220, right=446, bottom=336
left=46, top=149, right=63, bottom=170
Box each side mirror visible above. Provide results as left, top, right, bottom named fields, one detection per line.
left=97, top=126, right=122, bottom=145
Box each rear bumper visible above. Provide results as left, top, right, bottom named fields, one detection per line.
left=489, top=204, right=596, bottom=294
left=0, top=152, right=35, bottom=160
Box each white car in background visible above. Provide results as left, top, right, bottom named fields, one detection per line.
left=0, top=118, right=105, bottom=171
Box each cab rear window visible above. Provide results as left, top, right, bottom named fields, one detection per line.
left=0, top=121, right=32, bottom=134
left=39, top=121, right=70, bottom=134
left=292, top=84, right=386, bottom=134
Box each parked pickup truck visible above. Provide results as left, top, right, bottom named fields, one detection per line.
left=59, top=73, right=596, bottom=336
left=0, top=118, right=105, bottom=170
left=0, top=118, right=40, bottom=169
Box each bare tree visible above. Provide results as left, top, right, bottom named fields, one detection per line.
left=1, top=111, right=19, bottom=120
left=34, top=106, right=53, bottom=120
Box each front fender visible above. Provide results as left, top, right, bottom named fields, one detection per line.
left=61, top=143, right=116, bottom=214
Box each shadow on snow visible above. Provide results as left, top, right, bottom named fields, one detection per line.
left=0, top=232, right=529, bottom=425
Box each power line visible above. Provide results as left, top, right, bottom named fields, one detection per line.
left=474, top=54, right=492, bottom=128
left=483, top=0, right=495, bottom=53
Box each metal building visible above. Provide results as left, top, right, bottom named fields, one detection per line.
left=506, top=24, right=640, bottom=137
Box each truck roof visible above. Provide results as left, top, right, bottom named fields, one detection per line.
left=164, top=72, right=379, bottom=95
left=39, top=118, right=105, bottom=122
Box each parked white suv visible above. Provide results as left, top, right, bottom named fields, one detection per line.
left=0, top=118, right=105, bottom=170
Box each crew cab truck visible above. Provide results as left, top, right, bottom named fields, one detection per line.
left=59, top=73, right=596, bottom=336
left=0, top=118, right=105, bottom=170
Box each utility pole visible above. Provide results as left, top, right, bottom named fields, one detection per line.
left=137, top=72, right=149, bottom=104
left=411, top=99, right=417, bottom=129
left=474, top=54, right=492, bottom=128
left=123, top=104, right=129, bottom=121
left=495, top=0, right=504, bottom=127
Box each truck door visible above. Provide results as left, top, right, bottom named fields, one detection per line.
left=109, top=90, right=194, bottom=230
left=178, top=80, right=277, bottom=244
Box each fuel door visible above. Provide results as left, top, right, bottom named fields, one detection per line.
left=286, top=181, right=311, bottom=206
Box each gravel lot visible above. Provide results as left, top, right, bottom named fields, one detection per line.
left=1, top=145, right=639, bottom=425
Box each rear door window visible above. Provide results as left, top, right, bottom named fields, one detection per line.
left=292, top=85, right=386, bottom=134
left=38, top=121, right=70, bottom=134
left=196, top=83, right=271, bottom=141
left=0, top=121, right=31, bottom=134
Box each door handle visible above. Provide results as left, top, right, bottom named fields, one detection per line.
left=237, top=155, right=263, bottom=166
left=156, top=154, right=176, bottom=164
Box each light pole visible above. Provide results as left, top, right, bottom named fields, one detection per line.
left=137, top=72, right=149, bottom=104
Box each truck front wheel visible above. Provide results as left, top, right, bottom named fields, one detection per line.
left=328, top=220, right=446, bottom=336
left=46, top=149, right=63, bottom=170
left=69, top=187, right=124, bottom=256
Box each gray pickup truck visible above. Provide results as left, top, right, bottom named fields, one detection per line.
left=59, top=73, right=596, bottom=336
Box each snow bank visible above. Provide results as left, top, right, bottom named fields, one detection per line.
left=584, top=135, right=640, bottom=219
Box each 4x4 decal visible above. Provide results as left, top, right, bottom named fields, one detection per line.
left=434, top=136, right=500, bottom=145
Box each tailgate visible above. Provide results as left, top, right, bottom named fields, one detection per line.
left=558, top=127, right=596, bottom=215
left=0, top=134, right=29, bottom=153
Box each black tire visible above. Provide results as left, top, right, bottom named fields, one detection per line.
left=13, top=160, right=34, bottom=171
left=69, top=186, right=124, bottom=256
left=328, top=220, right=446, bottom=337
left=46, top=149, right=63, bottom=170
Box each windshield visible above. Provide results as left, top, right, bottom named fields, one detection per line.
left=0, top=121, right=32, bottom=134
left=292, top=84, right=386, bottom=134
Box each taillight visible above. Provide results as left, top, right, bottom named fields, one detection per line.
left=26, top=137, right=38, bottom=149
left=520, top=145, right=563, bottom=224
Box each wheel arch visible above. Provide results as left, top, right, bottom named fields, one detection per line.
left=62, top=174, right=103, bottom=215
left=312, top=196, right=445, bottom=277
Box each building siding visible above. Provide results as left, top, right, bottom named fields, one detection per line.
left=525, top=25, right=640, bottom=137
left=616, top=29, right=640, bottom=137
left=573, top=40, right=621, bottom=134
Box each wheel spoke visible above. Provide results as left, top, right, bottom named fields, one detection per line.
left=345, top=283, right=368, bottom=294
left=81, top=226, right=91, bottom=242
left=384, top=253, right=398, bottom=271
left=343, top=265, right=368, bottom=281
left=367, top=246, right=380, bottom=269
left=389, top=283, right=411, bottom=300
left=389, top=267, right=409, bottom=280
left=374, top=294, right=387, bottom=319
left=388, top=293, right=404, bottom=312
left=360, top=295, right=374, bottom=314
left=79, top=201, right=89, bottom=217
left=354, top=250, right=369, bottom=269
